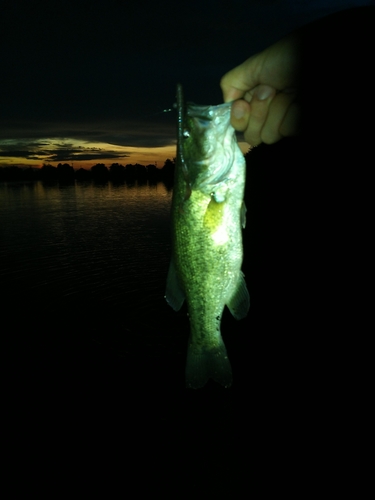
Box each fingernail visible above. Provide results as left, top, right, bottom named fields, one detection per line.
left=255, top=85, right=273, bottom=101
left=233, top=105, right=245, bottom=119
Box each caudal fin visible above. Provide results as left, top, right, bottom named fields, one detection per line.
left=185, top=339, right=232, bottom=389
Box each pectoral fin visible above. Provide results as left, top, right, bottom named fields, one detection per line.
left=165, top=259, right=185, bottom=311
left=227, top=272, right=250, bottom=320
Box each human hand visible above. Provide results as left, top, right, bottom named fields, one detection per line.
left=220, top=35, right=300, bottom=146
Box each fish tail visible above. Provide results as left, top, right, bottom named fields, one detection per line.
left=185, top=338, right=233, bottom=389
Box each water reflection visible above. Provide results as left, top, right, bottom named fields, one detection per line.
left=0, top=180, right=173, bottom=322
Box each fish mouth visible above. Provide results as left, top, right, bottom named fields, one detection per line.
left=176, top=83, right=232, bottom=133
left=176, top=84, right=236, bottom=196
left=186, top=102, right=232, bottom=121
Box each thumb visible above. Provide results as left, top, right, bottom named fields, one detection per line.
left=220, top=54, right=261, bottom=102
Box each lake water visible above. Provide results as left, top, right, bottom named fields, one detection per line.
left=3, top=178, right=255, bottom=409
left=1, top=179, right=195, bottom=358
left=0, top=179, right=170, bottom=301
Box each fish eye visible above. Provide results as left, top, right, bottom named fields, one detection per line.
left=183, top=130, right=190, bottom=138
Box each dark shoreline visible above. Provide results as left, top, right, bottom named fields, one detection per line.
left=0, top=160, right=176, bottom=184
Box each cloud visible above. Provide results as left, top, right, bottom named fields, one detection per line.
left=47, top=149, right=128, bottom=163
left=0, top=150, right=39, bottom=159
left=0, top=117, right=176, bottom=150
left=0, top=138, right=131, bottom=163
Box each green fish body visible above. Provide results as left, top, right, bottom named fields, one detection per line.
left=165, top=84, right=249, bottom=388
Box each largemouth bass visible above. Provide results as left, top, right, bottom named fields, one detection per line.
left=165, top=84, right=249, bottom=389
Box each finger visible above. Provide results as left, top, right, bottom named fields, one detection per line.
left=260, top=92, right=299, bottom=144
left=240, top=85, right=276, bottom=146
left=230, top=99, right=251, bottom=132
left=229, top=85, right=275, bottom=138
left=220, top=53, right=261, bottom=103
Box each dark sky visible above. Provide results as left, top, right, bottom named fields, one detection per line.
left=0, top=0, right=372, bottom=168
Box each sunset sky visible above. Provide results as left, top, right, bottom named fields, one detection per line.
left=0, top=0, right=370, bottom=170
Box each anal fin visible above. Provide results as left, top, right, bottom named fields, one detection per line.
left=165, top=259, right=185, bottom=311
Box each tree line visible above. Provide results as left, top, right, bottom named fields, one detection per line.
left=0, top=159, right=176, bottom=182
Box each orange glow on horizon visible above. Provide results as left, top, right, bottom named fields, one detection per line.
left=0, top=139, right=250, bottom=171
left=0, top=140, right=177, bottom=170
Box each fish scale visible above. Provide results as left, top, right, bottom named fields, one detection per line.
left=165, top=84, right=249, bottom=388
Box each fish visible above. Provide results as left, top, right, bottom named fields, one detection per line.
left=165, top=84, right=250, bottom=389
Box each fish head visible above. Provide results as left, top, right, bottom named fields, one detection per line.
left=176, top=84, right=238, bottom=201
